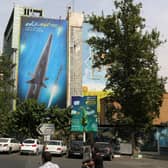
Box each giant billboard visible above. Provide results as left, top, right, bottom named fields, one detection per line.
left=82, top=23, right=106, bottom=91
left=82, top=23, right=108, bottom=112
left=18, top=17, right=67, bottom=108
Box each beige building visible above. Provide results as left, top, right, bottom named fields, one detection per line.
left=153, top=93, right=168, bottom=125
left=100, top=93, right=168, bottom=126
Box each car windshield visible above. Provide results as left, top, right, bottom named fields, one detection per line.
left=95, top=143, right=110, bottom=148
left=70, top=141, right=83, bottom=146
left=47, top=141, right=61, bottom=145
left=0, top=139, right=9, bottom=143
left=23, top=139, right=35, bottom=144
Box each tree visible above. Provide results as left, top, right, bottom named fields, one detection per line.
left=9, top=99, right=46, bottom=139
left=0, top=51, right=15, bottom=136
left=47, top=106, right=71, bottom=142
left=9, top=99, right=71, bottom=141
left=86, top=0, right=166, bottom=152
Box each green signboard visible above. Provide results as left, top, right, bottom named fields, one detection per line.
left=71, top=96, right=98, bottom=132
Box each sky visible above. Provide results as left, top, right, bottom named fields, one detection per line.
left=0, top=0, right=168, bottom=90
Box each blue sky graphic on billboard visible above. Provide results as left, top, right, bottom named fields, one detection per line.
left=82, top=23, right=106, bottom=91
left=18, top=17, right=67, bottom=108
left=71, top=96, right=98, bottom=132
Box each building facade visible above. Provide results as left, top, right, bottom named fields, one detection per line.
left=3, top=5, right=83, bottom=109
left=66, top=9, right=83, bottom=106
left=3, top=5, right=43, bottom=110
left=153, top=93, right=168, bottom=125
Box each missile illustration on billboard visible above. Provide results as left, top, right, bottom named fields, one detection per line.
left=26, top=34, right=53, bottom=100
left=47, top=65, right=63, bottom=108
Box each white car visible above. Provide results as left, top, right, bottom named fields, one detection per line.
left=0, top=138, right=20, bottom=153
left=20, top=138, right=43, bottom=155
left=44, top=140, right=67, bottom=155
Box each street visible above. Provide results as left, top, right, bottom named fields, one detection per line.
left=0, top=153, right=168, bottom=168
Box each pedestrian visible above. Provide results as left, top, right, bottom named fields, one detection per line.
left=81, top=146, right=94, bottom=168
left=81, top=147, right=104, bottom=168
left=92, top=148, right=104, bottom=168
left=39, top=151, right=60, bottom=168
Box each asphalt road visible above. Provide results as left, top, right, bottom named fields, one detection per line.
left=0, top=153, right=168, bottom=168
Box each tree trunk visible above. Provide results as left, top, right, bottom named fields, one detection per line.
left=131, top=132, right=136, bottom=155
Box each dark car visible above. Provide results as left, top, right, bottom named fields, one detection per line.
left=67, top=140, right=84, bottom=158
left=93, top=142, right=113, bottom=160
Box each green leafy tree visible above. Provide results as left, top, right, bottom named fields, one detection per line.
left=9, top=99, right=46, bottom=139
left=0, top=51, right=15, bottom=136
left=47, top=105, right=71, bottom=141
left=9, top=99, right=71, bottom=141
left=87, top=0, right=166, bottom=152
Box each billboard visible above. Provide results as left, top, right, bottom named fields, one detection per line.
left=82, top=23, right=106, bottom=91
left=71, top=96, right=98, bottom=132
left=82, top=23, right=109, bottom=112
left=18, top=17, right=67, bottom=108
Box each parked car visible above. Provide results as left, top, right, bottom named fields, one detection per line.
left=20, top=138, right=43, bottom=155
left=0, top=138, right=20, bottom=153
left=67, top=140, right=84, bottom=158
left=44, top=140, right=67, bottom=156
left=93, top=142, right=114, bottom=160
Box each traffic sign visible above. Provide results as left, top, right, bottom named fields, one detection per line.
left=36, top=123, right=55, bottom=135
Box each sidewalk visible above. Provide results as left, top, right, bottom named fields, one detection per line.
left=140, top=151, right=168, bottom=160
left=114, top=151, right=168, bottom=160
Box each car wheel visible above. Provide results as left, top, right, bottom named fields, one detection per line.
left=8, top=147, right=12, bottom=154
left=67, top=153, right=71, bottom=158
left=35, top=149, right=39, bottom=155
left=108, top=154, right=112, bottom=161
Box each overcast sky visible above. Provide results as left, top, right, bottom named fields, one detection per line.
left=0, top=0, right=168, bottom=89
